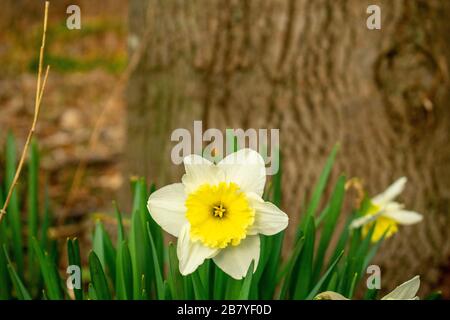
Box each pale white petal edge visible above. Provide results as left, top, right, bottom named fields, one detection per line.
left=381, top=275, right=420, bottom=300
left=384, top=210, right=423, bottom=225
left=177, top=224, right=218, bottom=276
left=349, top=211, right=383, bottom=229
left=218, top=148, right=266, bottom=197
left=314, top=291, right=349, bottom=300
left=182, top=154, right=224, bottom=194
left=247, top=193, right=288, bottom=236
left=213, top=235, right=260, bottom=280
left=372, top=177, right=407, bottom=205
left=147, top=183, right=187, bottom=237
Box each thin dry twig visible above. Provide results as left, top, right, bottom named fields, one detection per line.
left=0, top=1, right=51, bottom=224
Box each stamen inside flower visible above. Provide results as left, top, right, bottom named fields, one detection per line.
left=362, top=203, right=398, bottom=242
left=185, top=182, right=255, bottom=249
left=213, top=203, right=226, bottom=218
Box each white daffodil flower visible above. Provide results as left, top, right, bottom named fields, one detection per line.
left=315, top=275, right=420, bottom=300
left=350, top=177, right=423, bottom=242
left=147, top=148, right=289, bottom=279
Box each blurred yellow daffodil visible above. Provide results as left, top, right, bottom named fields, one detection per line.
left=350, top=177, right=423, bottom=242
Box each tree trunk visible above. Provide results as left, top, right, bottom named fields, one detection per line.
left=126, top=0, right=450, bottom=295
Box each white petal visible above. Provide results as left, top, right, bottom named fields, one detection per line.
left=147, top=183, right=187, bottom=237
left=372, top=177, right=407, bottom=205
left=349, top=211, right=383, bottom=229
left=314, top=291, right=349, bottom=300
left=182, top=154, right=224, bottom=193
left=213, top=235, right=260, bottom=280
left=247, top=193, right=288, bottom=235
left=177, top=224, right=218, bottom=276
left=384, top=210, right=423, bottom=225
left=381, top=276, right=420, bottom=300
left=384, top=201, right=404, bottom=212
left=218, top=148, right=266, bottom=197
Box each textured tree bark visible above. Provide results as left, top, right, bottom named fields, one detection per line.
left=126, top=0, right=450, bottom=295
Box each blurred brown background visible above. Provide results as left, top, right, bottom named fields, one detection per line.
left=1, top=0, right=450, bottom=297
